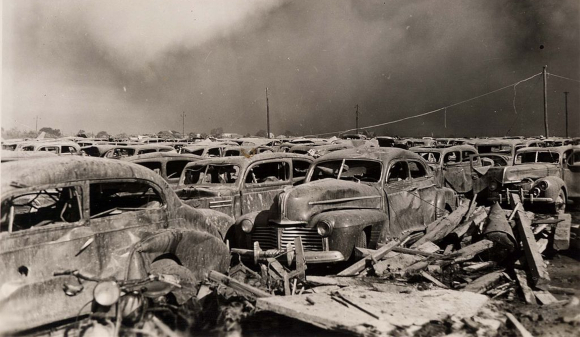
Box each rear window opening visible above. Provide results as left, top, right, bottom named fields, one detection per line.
left=183, top=165, right=240, bottom=185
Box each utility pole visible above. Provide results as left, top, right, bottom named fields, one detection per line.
left=564, top=92, right=569, bottom=138
left=266, top=88, right=270, bottom=139
left=542, top=65, right=549, bottom=137
left=35, top=116, right=40, bottom=133
left=181, top=111, right=186, bottom=137
left=355, top=104, right=359, bottom=134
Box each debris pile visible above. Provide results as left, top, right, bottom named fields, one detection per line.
left=206, top=194, right=578, bottom=336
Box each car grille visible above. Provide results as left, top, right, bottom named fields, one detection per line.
left=250, top=225, right=323, bottom=251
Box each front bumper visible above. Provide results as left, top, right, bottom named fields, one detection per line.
left=487, top=188, right=554, bottom=204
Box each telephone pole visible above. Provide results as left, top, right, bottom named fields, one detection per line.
left=542, top=65, right=549, bottom=137
left=355, top=104, right=359, bottom=134
left=181, top=111, right=186, bottom=137
left=266, top=88, right=270, bottom=139
left=564, top=92, right=569, bottom=138
left=35, top=116, right=40, bottom=133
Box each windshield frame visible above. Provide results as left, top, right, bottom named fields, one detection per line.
left=306, top=158, right=383, bottom=184
left=180, top=163, right=242, bottom=187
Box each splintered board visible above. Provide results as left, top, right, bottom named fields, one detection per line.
left=256, top=288, right=489, bottom=336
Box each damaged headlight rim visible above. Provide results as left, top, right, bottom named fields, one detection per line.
left=316, top=220, right=333, bottom=237
left=240, top=219, right=254, bottom=233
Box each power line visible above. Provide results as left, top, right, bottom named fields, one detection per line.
left=313, top=72, right=542, bottom=137
left=547, top=73, right=580, bottom=84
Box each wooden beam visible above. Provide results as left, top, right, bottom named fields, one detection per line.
left=411, top=202, right=470, bottom=248
left=337, top=239, right=404, bottom=276
left=420, top=271, right=449, bottom=289
left=506, top=313, right=533, bottom=337
left=514, top=269, right=536, bottom=304
left=453, top=239, right=494, bottom=262
left=515, top=209, right=550, bottom=288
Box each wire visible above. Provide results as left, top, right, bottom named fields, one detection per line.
left=312, top=72, right=542, bottom=136
left=547, top=73, right=580, bottom=84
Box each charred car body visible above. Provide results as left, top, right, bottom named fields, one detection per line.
left=121, top=152, right=202, bottom=187
left=480, top=146, right=580, bottom=213
left=0, top=157, right=232, bottom=333
left=233, top=148, right=457, bottom=263
left=174, top=153, right=313, bottom=226
left=411, top=145, right=481, bottom=195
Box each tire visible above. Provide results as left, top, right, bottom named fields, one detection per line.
left=552, top=189, right=566, bottom=214
left=351, top=230, right=368, bottom=261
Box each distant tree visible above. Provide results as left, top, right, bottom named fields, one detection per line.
left=210, top=127, right=223, bottom=137
left=200, top=133, right=208, bottom=139
left=76, top=130, right=88, bottom=138
left=244, top=133, right=251, bottom=137
left=39, top=127, right=62, bottom=138
left=96, top=131, right=109, bottom=138
left=284, top=130, right=296, bottom=137
left=2, top=127, right=38, bottom=139
left=255, top=129, right=267, bottom=138
left=115, top=132, right=128, bottom=140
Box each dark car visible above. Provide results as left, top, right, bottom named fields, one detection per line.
left=0, top=157, right=232, bottom=333
left=232, top=147, right=457, bottom=263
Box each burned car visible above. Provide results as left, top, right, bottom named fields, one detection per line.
left=174, top=153, right=313, bottom=226
left=0, top=157, right=232, bottom=333
left=232, top=148, right=457, bottom=263
left=121, top=152, right=202, bottom=187
left=480, top=146, right=580, bottom=213
left=411, top=145, right=481, bottom=195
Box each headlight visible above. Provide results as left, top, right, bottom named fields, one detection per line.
left=489, top=181, right=499, bottom=192
left=94, top=281, right=121, bottom=306
left=537, top=181, right=548, bottom=191
left=240, top=219, right=254, bottom=233
left=530, top=187, right=540, bottom=197
left=316, top=220, right=333, bottom=237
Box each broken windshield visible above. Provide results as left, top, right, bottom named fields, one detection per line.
left=309, top=159, right=382, bottom=183
left=183, top=164, right=240, bottom=185
left=415, top=152, right=441, bottom=163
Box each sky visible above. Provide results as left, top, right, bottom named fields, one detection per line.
left=2, top=0, right=579, bottom=137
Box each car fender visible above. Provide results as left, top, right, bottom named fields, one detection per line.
left=532, top=176, right=566, bottom=201
left=437, top=187, right=458, bottom=212
left=310, top=209, right=388, bottom=259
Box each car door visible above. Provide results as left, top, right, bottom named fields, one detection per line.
left=408, top=160, right=439, bottom=225
left=241, top=160, right=291, bottom=214
left=563, top=149, right=580, bottom=198
left=382, top=160, right=424, bottom=240
left=88, top=180, right=169, bottom=280
left=441, top=150, right=472, bottom=193
left=0, top=183, right=99, bottom=332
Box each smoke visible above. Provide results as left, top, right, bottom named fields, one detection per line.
left=3, top=0, right=579, bottom=137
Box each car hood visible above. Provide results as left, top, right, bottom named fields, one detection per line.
left=497, top=163, right=560, bottom=183
left=271, top=178, right=382, bottom=225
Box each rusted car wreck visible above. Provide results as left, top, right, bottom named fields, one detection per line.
left=231, top=147, right=458, bottom=263
left=480, top=145, right=580, bottom=213
left=0, top=157, right=232, bottom=333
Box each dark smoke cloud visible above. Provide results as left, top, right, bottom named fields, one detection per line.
left=3, top=0, right=579, bottom=137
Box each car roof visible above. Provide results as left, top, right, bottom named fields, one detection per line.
left=121, top=152, right=202, bottom=162
left=182, top=152, right=312, bottom=169
left=2, top=156, right=169, bottom=197
left=515, top=145, right=578, bottom=155
left=314, top=147, right=427, bottom=164
left=410, top=145, right=478, bottom=153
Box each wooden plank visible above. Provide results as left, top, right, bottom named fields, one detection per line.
left=534, top=290, right=558, bottom=305
left=337, top=238, right=404, bottom=276
left=411, top=202, right=470, bottom=248
left=506, top=313, right=533, bottom=337
left=463, top=270, right=504, bottom=293
left=515, top=209, right=550, bottom=288
left=463, top=261, right=496, bottom=273
left=553, top=213, right=571, bottom=251
left=453, top=239, right=494, bottom=262
left=419, top=271, right=449, bottom=289
left=448, top=206, right=487, bottom=241
left=391, top=247, right=444, bottom=259
left=514, top=269, right=536, bottom=304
